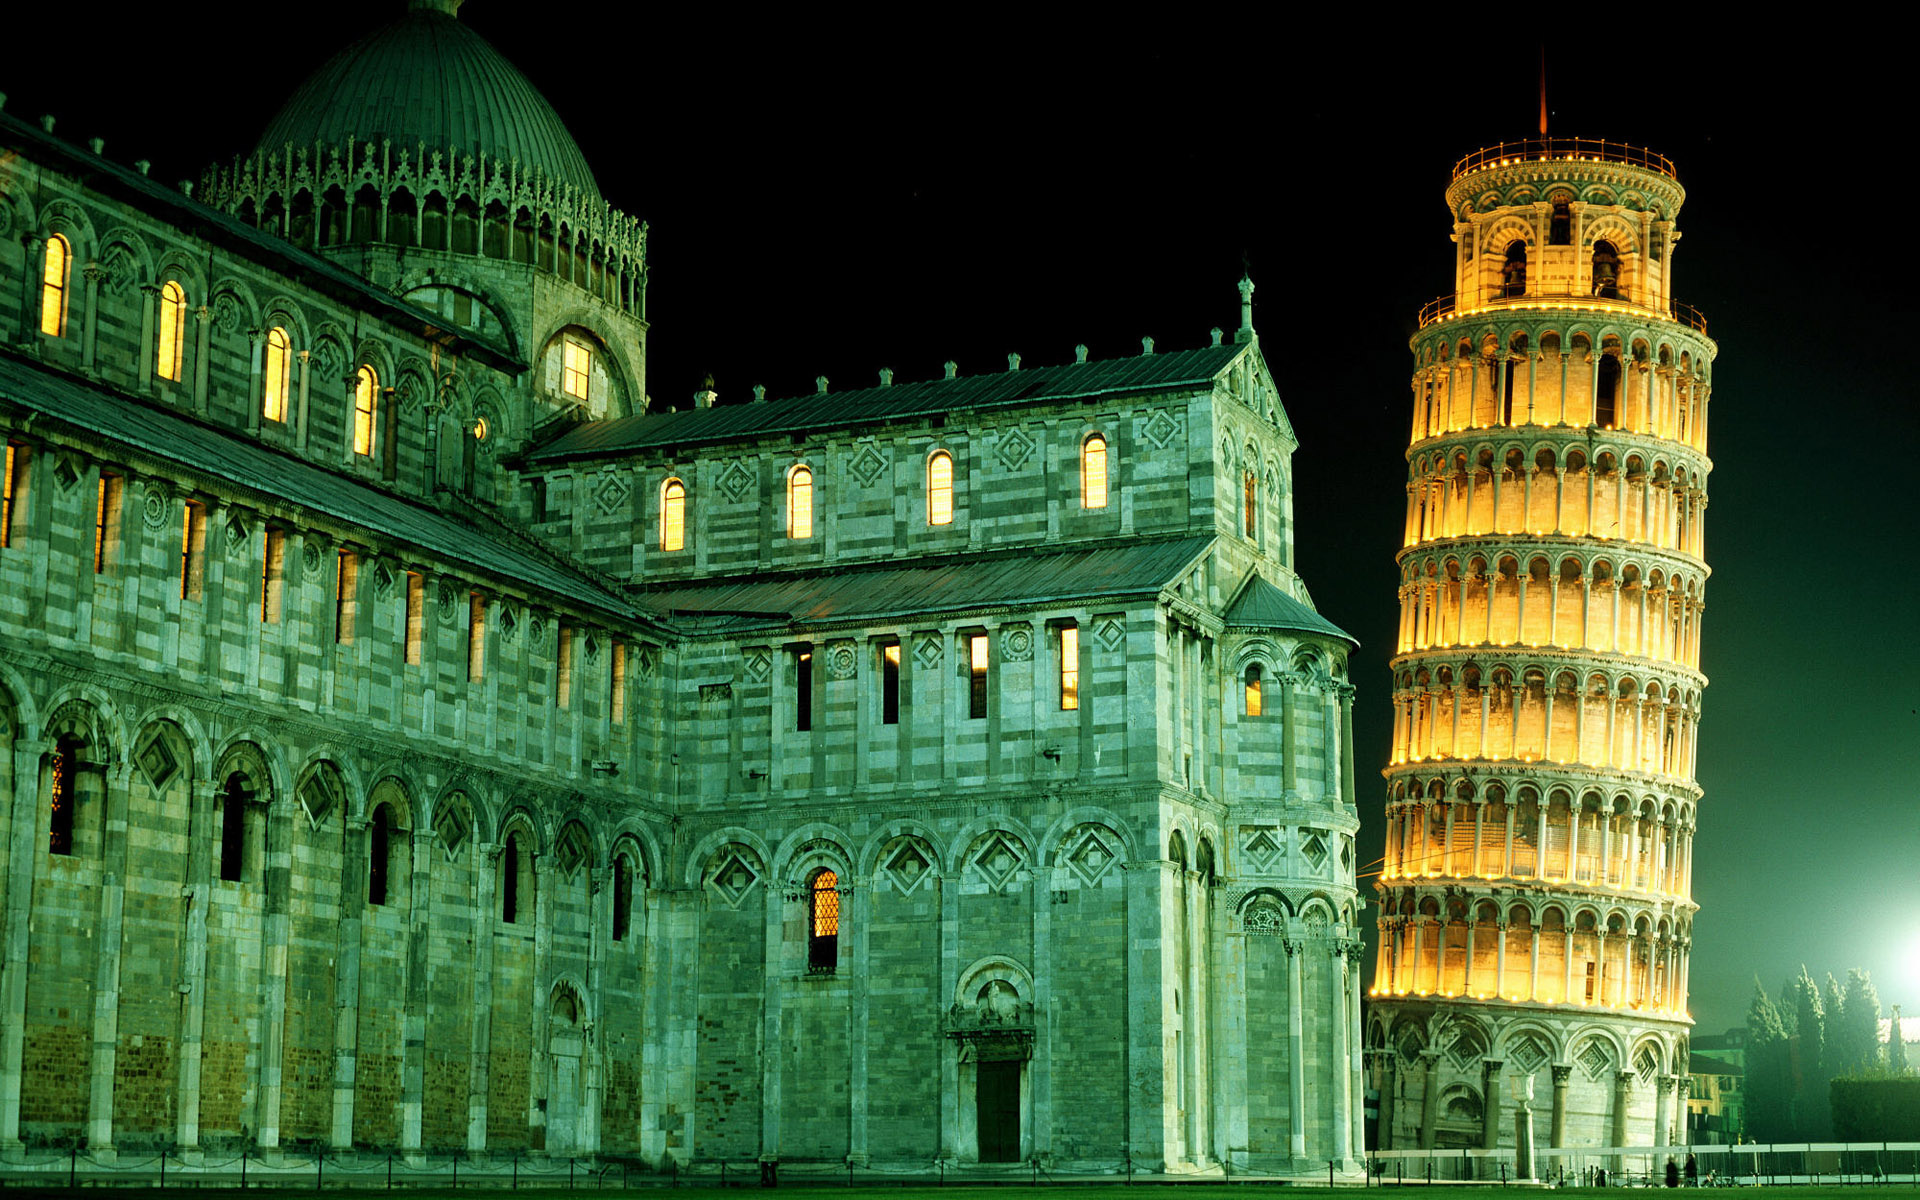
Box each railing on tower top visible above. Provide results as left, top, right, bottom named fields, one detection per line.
left=1452, top=138, right=1679, bottom=183
left=1418, top=286, right=1709, bottom=335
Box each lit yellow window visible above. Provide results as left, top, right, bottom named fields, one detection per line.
left=788, top=465, right=813, bottom=539
left=661, top=478, right=685, bottom=551
left=40, top=234, right=70, bottom=337
left=928, top=450, right=953, bottom=525
left=2, top=443, right=19, bottom=550
left=1060, top=624, right=1079, bottom=710
left=260, top=528, right=285, bottom=622
left=1244, top=469, right=1258, bottom=538
left=404, top=571, right=425, bottom=664
left=353, top=366, right=378, bottom=457
left=157, top=282, right=186, bottom=381
left=94, top=474, right=123, bottom=574
left=181, top=501, right=206, bottom=600
left=1081, top=433, right=1108, bottom=509
left=1245, top=664, right=1263, bottom=716
left=263, top=327, right=291, bottom=422
left=610, top=641, right=628, bottom=724
left=468, top=593, right=487, bottom=682
left=563, top=335, right=591, bottom=402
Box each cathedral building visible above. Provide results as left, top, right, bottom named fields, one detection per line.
left=0, top=1, right=1362, bottom=1174
left=1368, top=139, right=1714, bottom=1166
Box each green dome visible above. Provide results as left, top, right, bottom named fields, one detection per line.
left=256, top=0, right=601, bottom=200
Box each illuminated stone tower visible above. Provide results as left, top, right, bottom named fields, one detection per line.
left=1367, top=139, right=1714, bottom=1168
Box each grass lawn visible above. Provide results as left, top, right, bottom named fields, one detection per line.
left=0, top=1188, right=1906, bottom=1199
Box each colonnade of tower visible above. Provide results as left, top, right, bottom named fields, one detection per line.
left=1368, top=140, right=1716, bottom=1162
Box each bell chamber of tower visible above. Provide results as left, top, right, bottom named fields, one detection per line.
left=1367, top=139, right=1716, bottom=1168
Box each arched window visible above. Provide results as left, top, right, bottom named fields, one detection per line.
left=1245, top=664, right=1263, bottom=716
left=562, top=334, right=592, bottom=402
left=263, top=327, right=291, bottom=422
left=1081, top=433, right=1108, bottom=509
left=1596, top=356, right=1621, bottom=428
left=368, top=804, right=392, bottom=905
left=787, top=465, right=813, bottom=539
left=219, top=772, right=249, bottom=882
left=807, top=867, right=840, bottom=974
left=40, top=234, right=71, bottom=337
left=1502, top=241, right=1527, bottom=298
left=1243, top=469, right=1258, bottom=538
left=502, top=831, right=525, bottom=923
left=353, top=366, right=378, bottom=457
left=928, top=450, right=953, bottom=525
left=613, top=853, right=634, bottom=942
left=157, top=282, right=186, bottom=381
left=1591, top=240, right=1621, bottom=299
left=48, top=737, right=78, bottom=855
left=661, top=478, right=685, bottom=551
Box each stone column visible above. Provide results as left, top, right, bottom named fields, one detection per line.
left=1417, top=1049, right=1441, bottom=1150
left=81, top=262, right=104, bottom=370
left=1674, top=1076, right=1691, bottom=1146
left=330, top=815, right=368, bottom=1149
left=174, top=778, right=217, bottom=1154
left=1378, top=1055, right=1397, bottom=1151
left=255, top=795, right=295, bottom=1150
left=467, top=844, right=498, bottom=1150
left=1549, top=1064, right=1570, bottom=1148
left=1280, top=673, right=1298, bottom=797
left=1338, top=686, right=1357, bottom=806
left=1480, top=1058, right=1503, bottom=1175
left=191, top=305, right=211, bottom=413
left=0, top=737, right=47, bottom=1157
left=399, top=827, right=436, bottom=1160
left=848, top=874, right=872, bottom=1164
left=136, top=283, right=158, bottom=383
left=85, top=759, right=132, bottom=1157
left=1612, top=1070, right=1633, bottom=1168
left=13, top=235, right=44, bottom=344
left=1330, top=944, right=1351, bottom=1164
left=1285, top=938, right=1307, bottom=1162
left=1654, top=1073, right=1674, bottom=1151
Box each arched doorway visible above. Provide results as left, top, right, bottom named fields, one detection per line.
left=547, top=986, right=585, bottom=1154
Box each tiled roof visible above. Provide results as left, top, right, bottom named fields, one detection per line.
left=1687, top=1055, right=1742, bottom=1077
left=528, top=342, right=1250, bottom=461
left=0, top=354, right=635, bottom=620
left=1224, top=573, right=1357, bottom=644
left=631, top=536, right=1215, bottom=631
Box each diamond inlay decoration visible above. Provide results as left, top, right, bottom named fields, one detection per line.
left=1396, top=1029, right=1426, bottom=1065
left=1579, top=1039, right=1612, bottom=1080
left=637, top=646, right=658, bottom=679
left=913, top=632, right=943, bottom=670
left=1095, top=617, right=1125, bottom=651
left=1066, top=828, right=1117, bottom=887
left=849, top=444, right=887, bottom=488
left=1447, top=1033, right=1483, bottom=1072
left=1243, top=827, right=1282, bottom=870
left=971, top=833, right=1025, bottom=891
left=717, top=460, right=755, bottom=503
left=885, top=840, right=932, bottom=895
left=593, top=472, right=631, bottom=516
left=373, top=562, right=396, bottom=601
left=135, top=729, right=180, bottom=792
left=708, top=850, right=760, bottom=907
left=1636, top=1046, right=1660, bottom=1084
left=743, top=648, right=771, bottom=681
left=995, top=427, right=1035, bottom=471
left=1142, top=408, right=1180, bottom=450
left=1510, top=1037, right=1548, bottom=1075
left=53, top=458, right=81, bottom=492
left=498, top=606, right=518, bottom=643
left=1301, top=832, right=1328, bottom=872
left=556, top=824, right=591, bottom=879
left=439, top=803, right=471, bottom=860
left=225, top=516, right=249, bottom=559
left=298, top=769, right=342, bottom=828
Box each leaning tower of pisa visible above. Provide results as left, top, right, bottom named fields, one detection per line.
left=1368, top=140, right=1714, bottom=1170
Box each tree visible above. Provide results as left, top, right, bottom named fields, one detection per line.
left=1892, top=1006, right=1911, bottom=1077
left=1782, top=964, right=1830, bottom=1137
left=1835, top=970, right=1884, bottom=1077
left=1746, top=977, right=1793, bottom=1142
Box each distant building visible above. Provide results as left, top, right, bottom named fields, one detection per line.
left=1685, top=1054, right=1741, bottom=1143
left=1366, top=136, right=1716, bottom=1169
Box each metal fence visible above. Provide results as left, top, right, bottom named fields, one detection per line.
left=1369, top=1141, right=1920, bottom=1187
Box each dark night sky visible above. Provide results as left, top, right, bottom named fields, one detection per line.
left=8, top=11, right=1913, bottom=1034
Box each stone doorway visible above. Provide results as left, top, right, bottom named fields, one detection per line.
left=976, top=1059, right=1021, bottom=1162
left=547, top=987, right=584, bottom=1154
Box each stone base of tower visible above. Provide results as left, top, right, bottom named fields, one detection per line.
left=1365, top=997, right=1690, bottom=1173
